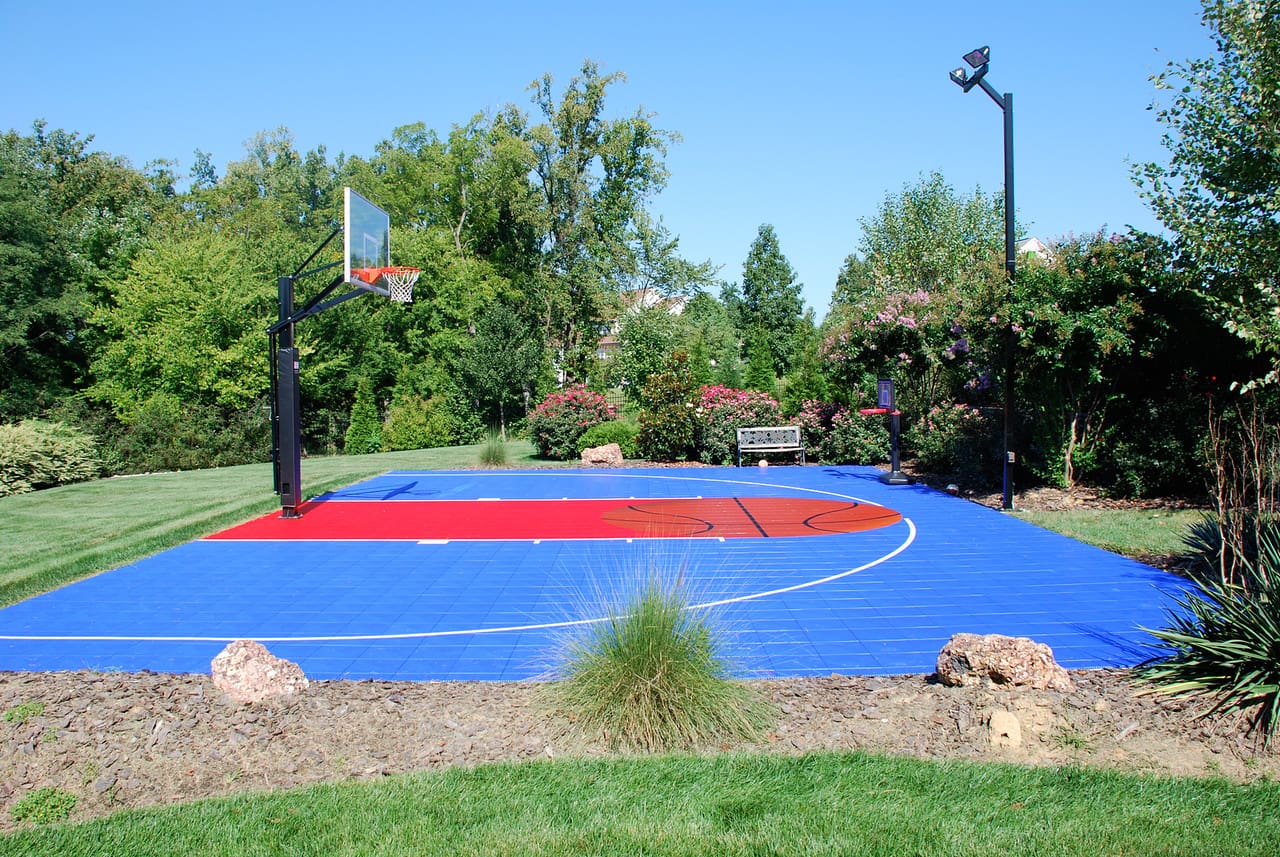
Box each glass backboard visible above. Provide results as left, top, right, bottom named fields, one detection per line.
left=344, top=188, right=391, bottom=286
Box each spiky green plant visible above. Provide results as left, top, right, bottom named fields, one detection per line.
left=545, top=571, right=774, bottom=752
left=1140, top=529, right=1280, bottom=745
left=479, top=431, right=508, bottom=467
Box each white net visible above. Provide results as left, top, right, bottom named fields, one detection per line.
left=380, top=267, right=420, bottom=303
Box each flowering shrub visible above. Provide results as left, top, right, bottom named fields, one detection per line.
left=528, top=385, right=616, bottom=460
left=907, top=402, right=991, bottom=479
left=794, top=400, right=889, bottom=464
left=694, top=386, right=781, bottom=465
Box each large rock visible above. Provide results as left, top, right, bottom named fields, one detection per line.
left=935, top=633, right=1074, bottom=692
left=211, top=640, right=309, bottom=704
left=581, top=443, right=624, bottom=467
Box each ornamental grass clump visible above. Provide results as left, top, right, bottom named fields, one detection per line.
left=545, top=570, right=774, bottom=752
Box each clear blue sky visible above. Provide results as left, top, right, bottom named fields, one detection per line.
left=3, top=0, right=1213, bottom=316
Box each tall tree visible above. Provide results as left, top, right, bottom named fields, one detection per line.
left=740, top=224, right=803, bottom=377
left=514, top=61, right=677, bottom=379
left=1134, top=0, right=1280, bottom=388
left=457, top=303, right=545, bottom=438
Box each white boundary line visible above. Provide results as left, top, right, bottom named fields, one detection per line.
left=1, top=471, right=917, bottom=644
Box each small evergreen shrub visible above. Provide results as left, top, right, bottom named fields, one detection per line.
left=344, top=379, right=382, bottom=455
left=637, top=355, right=699, bottom=462
left=381, top=395, right=459, bottom=452
left=528, top=385, right=616, bottom=460
left=694, top=386, right=781, bottom=465
left=11, top=787, right=77, bottom=825
left=544, top=569, right=775, bottom=752
left=577, top=420, right=640, bottom=459
left=0, top=420, right=100, bottom=496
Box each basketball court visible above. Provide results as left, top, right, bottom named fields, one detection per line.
left=0, top=466, right=1185, bottom=681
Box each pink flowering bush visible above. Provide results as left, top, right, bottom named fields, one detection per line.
left=907, top=402, right=992, bottom=479
left=795, top=400, right=889, bottom=464
left=694, top=385, right=781, bottom=464
left=528, top=385, right=616, bottom=460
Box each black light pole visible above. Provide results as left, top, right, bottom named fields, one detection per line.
left=950, top=46, right=1016, bottom=511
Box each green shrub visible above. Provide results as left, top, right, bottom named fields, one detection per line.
left=11, top=787, right=77, bottom=825
left=381, top=395, right=460, bottom=452
left=0, top=420, right=100, bottom=496
left=906, top=403, right=992, bottom=481
left=108, top=396, right=267, bottom=474
left=544, top=570, right=775, bottom=752
left=637, top=355, right=699, bottom=462
left=344, top=378, right=382, bottom=455
left=795, top=400, right=890, bottom=465
left=577, top=420, right=640, bottom=459
left=528, top=385, right=616, bottom=460
left=1140, top=531, right=1280, bottom=745
left=693, top=386, right=781, bottom=465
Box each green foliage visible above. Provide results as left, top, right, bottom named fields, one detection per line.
left=636, top=354, right=699, bottom=461
left=544, top=569, right=774, bottom=751
left=1140, top=529, right=1280, bottom=745
left=743, top=324, right=778, bottom=397
left=4, top=700, right=44, bottom=725
left=344, top=378, right=382, bottom=455
left=906, top=403, right=994, bottom=482
left=479, top=431, right=508, bottom=466
left=823, top=173, right=1003, bottom=421
left=527, top=385, right=616, bottom=460
left=11, top=787, right=77, bottom=825
left=737, top=224, right=804, bottom=377
left=576, top=420, right=640, bottom=459
left=103, top=395, right=268, bottom=474
left=522, top=61, right=678, bottom=380
left=381, top=395, right=473, bottom=452
left=0, top=419, right=100, bottom=496
left=693, top=385, right=781, bottom=465
left=1135, top=0, right=1280, bottom=389
left=796, top=401, right=892, bottom=465
left=87, top=230, right=275, bottom=421
left=612, top=304, right=679, bottom=403
left=456, top=303, right=544, bottom=436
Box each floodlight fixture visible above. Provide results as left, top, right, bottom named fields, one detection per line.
left=963, top=46, right=990, bottom=69
left=950, top=68, right=968, bottom=88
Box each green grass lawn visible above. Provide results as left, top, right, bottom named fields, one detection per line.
left=0, top=441, right=544, bottom=607
left=1012, top=508, right=1203, bottom=557
left=2, top=753, right=1276, bottom=856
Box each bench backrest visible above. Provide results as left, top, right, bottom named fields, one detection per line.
left=736, top=426, right=802, bottom=446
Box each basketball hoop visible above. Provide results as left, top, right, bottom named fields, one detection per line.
left=352, top=266, right=419, bottom=303
left=379, top=266, right=419, bottom=303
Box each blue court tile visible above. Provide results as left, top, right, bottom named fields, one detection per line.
left=0, top=466, right=1190, bottom=681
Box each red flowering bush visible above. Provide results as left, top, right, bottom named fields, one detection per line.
left=694, top=386, right=782, bottom=465
left=907, top=402, right=991, bottom=479
left=528, top=385, right=616, bottom=460
left=795, top=400, right=889, bottom=464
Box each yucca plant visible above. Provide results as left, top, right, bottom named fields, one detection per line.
left=1140, top=528, right=1280, bottom=745
left=544, top=569, right=774, bottom=752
